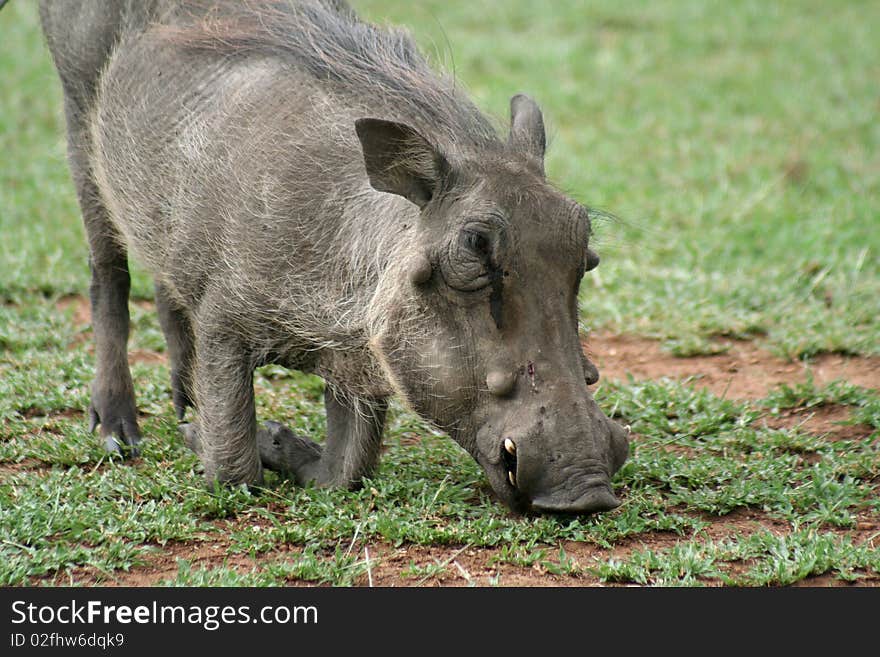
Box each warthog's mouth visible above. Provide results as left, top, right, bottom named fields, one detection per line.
left=529, top=483, right=620, bottom=514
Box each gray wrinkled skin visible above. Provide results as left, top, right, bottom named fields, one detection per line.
left=40, top=0, right=629, bottom=514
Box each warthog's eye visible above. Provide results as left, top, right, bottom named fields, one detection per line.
left=462, top=229, right=491, bottom=257
left=440, top=227, right=496, bottom=291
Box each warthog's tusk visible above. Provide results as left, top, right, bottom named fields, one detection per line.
left=504, top=438, right=516, bottom=455
left=508, top=471, right=517, bottom=488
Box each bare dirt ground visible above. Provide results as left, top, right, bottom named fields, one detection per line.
left=45, top=297, right=879, bottom=586
left=585, top=332, right=880, bottom=400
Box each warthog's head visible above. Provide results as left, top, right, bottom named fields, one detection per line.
left=356, top=94, right=629, bottom=514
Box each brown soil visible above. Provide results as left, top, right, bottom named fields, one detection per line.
left=584, top=332, right=879, bottom=399
left=28, top=296, right=880, bottom=587
left=0, top=458, right=48, bottom=478
left=758, top=404, right=875, bottom=442
left=129, top=349, right=167, bottom=365
left=56, top=294, right=93, bottom=327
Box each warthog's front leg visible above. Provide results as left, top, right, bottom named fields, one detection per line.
left=183, top=322, right=262, bottom=485
left=257, top=384, right=387, bottom=489
left=69, top=129, right=140, bottom=456
left=87, top=251, right=141, bottom=456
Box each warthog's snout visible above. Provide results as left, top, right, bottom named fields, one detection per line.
left=483, top=404, right=630, bottom=515
left=524, top=417, right=629, bottom=514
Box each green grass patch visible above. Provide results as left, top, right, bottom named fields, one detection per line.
left=592, top=529, right=880, bottom=586
left=2, top=369, right=875, bottom=585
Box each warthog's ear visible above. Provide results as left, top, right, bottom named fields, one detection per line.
left=355, top=118, right=449, bottom=209
left=508, top=94, right=546, bottom=173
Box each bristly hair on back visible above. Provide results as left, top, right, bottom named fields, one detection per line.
left=157, top=0, right=502, bottom=149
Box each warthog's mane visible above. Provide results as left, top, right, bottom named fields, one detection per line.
left=158, top=0, right=502, bottom=150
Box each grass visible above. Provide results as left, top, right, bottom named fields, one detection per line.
left=0, top=1, right=878, bottom=587
left=593, top=529, right=880, bottom=586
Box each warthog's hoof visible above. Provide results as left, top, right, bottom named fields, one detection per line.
left=256, top=420, right=322, bottom=484
left=89, top=400, right=142, bottom=458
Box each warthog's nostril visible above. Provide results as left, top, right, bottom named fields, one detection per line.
left=500, top=438, right=517, bottom=487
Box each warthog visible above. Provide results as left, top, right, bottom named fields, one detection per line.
left=40, top=0, right=629, bottom=513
